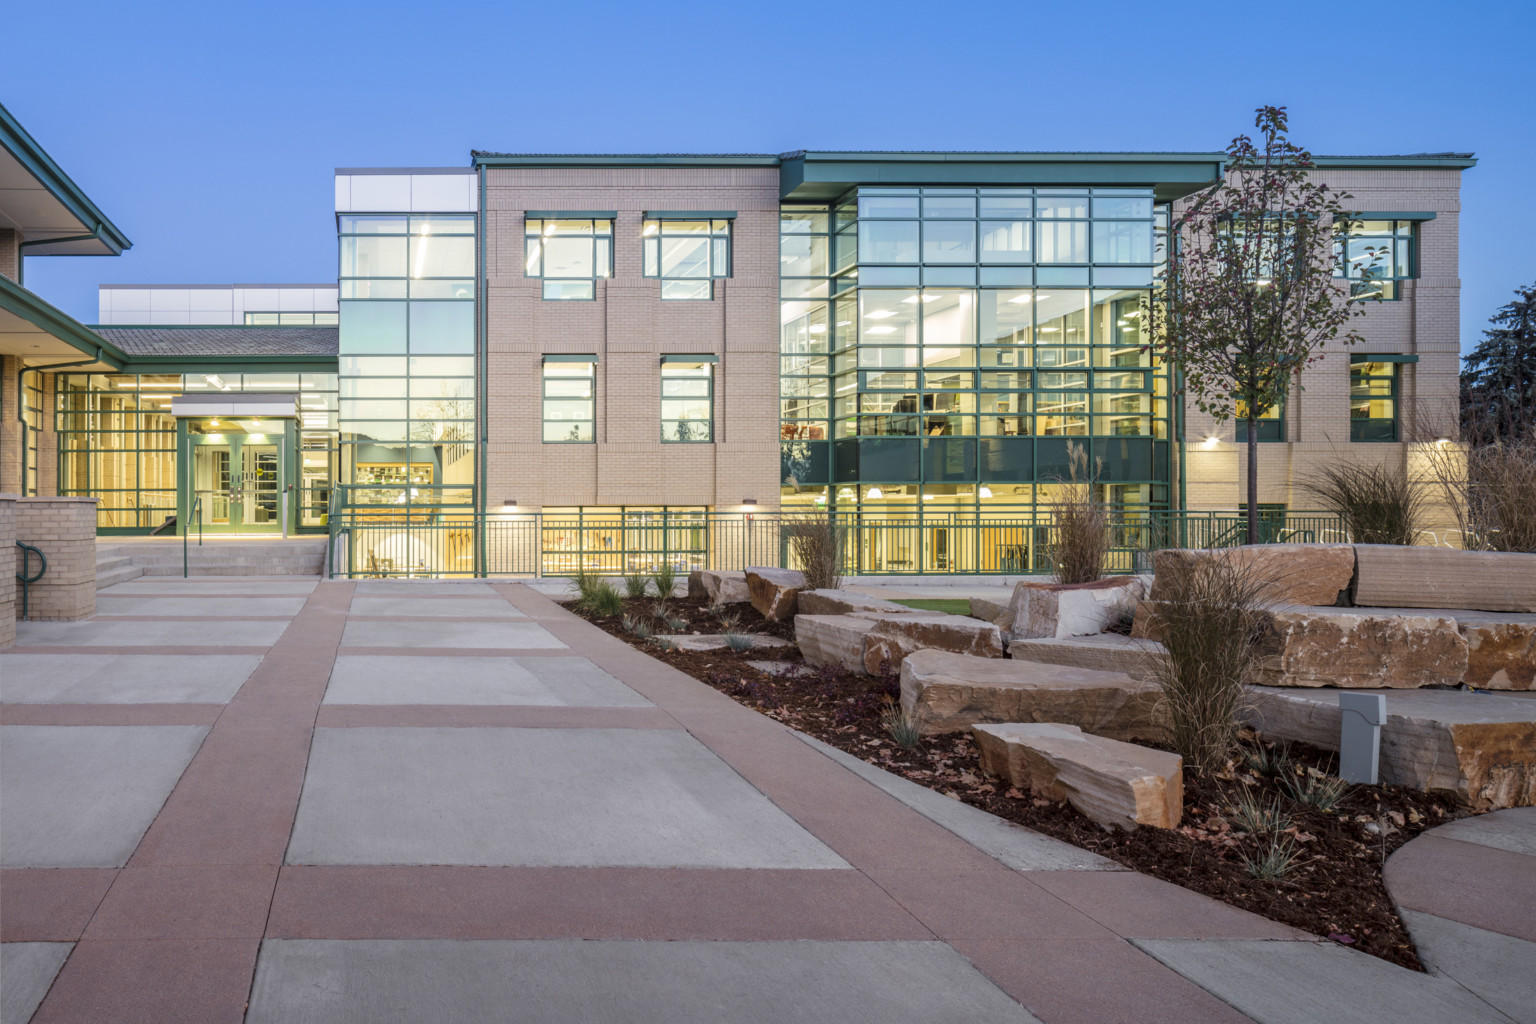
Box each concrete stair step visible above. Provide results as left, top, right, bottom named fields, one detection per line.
left=96, top=564, right=145, bottom=589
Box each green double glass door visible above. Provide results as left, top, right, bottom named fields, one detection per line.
left=179, top=421, right=296, bottom=534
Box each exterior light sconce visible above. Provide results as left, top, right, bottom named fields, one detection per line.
left=1434, top=436, right=1452, bottom=445
left=742, top=498, right=756, bottom=523
left=503, top=499, right=517, bottom=506
left=1203, top=436, right=1220, bottom=450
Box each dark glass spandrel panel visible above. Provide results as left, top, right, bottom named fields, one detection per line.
left=859, top=438, right=921, bottom=481
left=1096, top=437, right=1154, bottom=480
left=1034, top=437, right=1074, bottom=482
left=923, top=438, right=976, bottom=481
left=833, top=437, right=861, bottom=481
left=782, top=440, right=830, bottom=486
left=979, top=437, right=1034, bottom=482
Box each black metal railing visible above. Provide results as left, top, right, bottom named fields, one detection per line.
left=15, top=540, right=46, bottom=620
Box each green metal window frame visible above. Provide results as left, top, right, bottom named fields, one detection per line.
left=22, top=373, right=43, bottom=495
left=244, top=312, right=340, bottom=325
left=660, top=360, right=713, bottom=443
left=1236, top=395, right=1285, bottom=442
left=542, top=360, right=596, bottom=443
left=1350, top=358, right=1401, bottom=442
left=1335, top=219, right=1417, bottom=301
left=642, top=218, right=732, bottom=300
left=523, top=216, right=614, bottom=301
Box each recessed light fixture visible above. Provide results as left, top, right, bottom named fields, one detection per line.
left=867, top=326, right=897, bottom=335
left=980, top=486, right=993, bottom=498
left=1007, top=295, right=1033, bottom=304
left=503, top=499, right=518, bottom=507
left=866, top=310, right=895, bottom=319
left=742, top=498, right=757, bottom=507
left=867, top=487, right=884, bottom=499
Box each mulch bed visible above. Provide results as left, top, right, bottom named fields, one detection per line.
left=573, top=592, right=1467, bottom=971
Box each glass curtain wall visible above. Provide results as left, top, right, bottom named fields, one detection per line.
left=779, top=186, right=1172, bottom=570
left=55, top=372, right=339, bottom=530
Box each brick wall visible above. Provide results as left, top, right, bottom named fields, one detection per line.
left=0, top=495, right=15, bottom=646
left=0, top=228, right=18, bottom=282
left=482, top=166, right=782, bottom=512
left=11, top=496, right=98, bottom=620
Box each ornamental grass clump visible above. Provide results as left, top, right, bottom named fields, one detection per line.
left=622, top=572, right=650, bottom=600
left=881, top=698, right=924, bottom=751
left=1152, top=551, right=1274, bottom=772
left=1429, top=436, right=1536, bottom=552
left=1244, top=833, right=1300, bottom=881
left=1301, top=461, right=1422, bottom=545
left=650, top=563, right=679, bottom=599
left=783, top=512, right=846, bottom=591
left=1227, top=790, right=1293, bottom=835
left=1047, top=443, right=1110, bottom=584
left=722, top=631, right=756, bottom=652
left=1282, top=766, right=1350, bottom=812
left=581, top=579, right=623, bottom=618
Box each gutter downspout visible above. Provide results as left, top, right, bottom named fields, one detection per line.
left=476, top=164, right=488, bottom=577
left=15, top=349, right=102, bottom=495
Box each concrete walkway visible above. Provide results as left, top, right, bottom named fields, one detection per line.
left=0, top=577, right=1520, bottom=1023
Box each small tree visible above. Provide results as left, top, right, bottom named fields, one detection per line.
left=1148, top=106, right=1376, bottom=543
left=1461, top=283, right=1536, bottom=443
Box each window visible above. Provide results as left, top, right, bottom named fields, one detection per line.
left=1336, top=220, right=1415, bottom=300
left=661, top=360, right=713, bottom=442
left=543, top=361, right=595, bottom=442
left=244, top=312, right=340, bottom=325
left=525, top=218, right=613, bottom=300
left=1236, top=397, right=1285, bottom=442
left=643, top=218, right=731, bottom=299
left=1351, top=359, right=1399, bottom=441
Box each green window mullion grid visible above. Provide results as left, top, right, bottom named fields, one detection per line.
left=1350, top=361, right=1399, bottom=442
left=542, top=363, right=596, bottom=443
left=660, top=364, right=712, bottom=443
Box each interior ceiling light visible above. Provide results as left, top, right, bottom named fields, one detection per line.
left=1007, top=295, right=1032, bottom=304
left=867, top=487, right=884, bottom=499
left=867, top=326, right=897, bottom=335
left=980, top=486, right=993, bottom=498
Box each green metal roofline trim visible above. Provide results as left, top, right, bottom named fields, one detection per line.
left=119, top=355, right=340, bottom=373
left=543, top=353, right=599, bottom=363
left=525, top=210, right=618, bottom=220
left=474, top=153, right=780, bottom=168
left=0, top=275, right=126, bottom=367
left=1348, top=211, right=1438, bottom=221
left=1312, top=154, right=1477, bottom=169
left=0, top=102, right=133, bottom=255
left=1351, top=353, right=1420, bottom=363
left=660, top=353, right=719, bottom=363
left=644, top=210, right=737, bottom=220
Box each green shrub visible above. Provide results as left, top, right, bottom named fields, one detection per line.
left=581, top=580, right=623, bottom=618
left=881, top=699, right=924, bottom=750
left=1047, top=442, right=1109, bottom=584
left=722, top=632, right=755, bottom=652
left=783, top=513, right=846, bottom=591
left=650, top=563, right=679, bottom=599
left=622, top=572, right=650, bottom=600
left=1243, top=833, right=1300, bottom=881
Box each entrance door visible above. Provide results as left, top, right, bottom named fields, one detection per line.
left=188, top=437, right=286, bottom=532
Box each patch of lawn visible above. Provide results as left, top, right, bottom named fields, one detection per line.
left=891, top=598, right=972, bottom=615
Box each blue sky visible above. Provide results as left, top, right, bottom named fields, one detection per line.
left=6, top=0, right=1531, bottom=352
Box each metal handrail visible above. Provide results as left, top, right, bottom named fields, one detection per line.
left=15, top=540, right=45, bottom=621
left=183, top=497, right=202, bottom=578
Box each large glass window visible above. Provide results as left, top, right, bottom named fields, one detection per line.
left=525, top=218, right=613, bottom=300
left=661, top=361, right=713, bottom=442
left=1236, top=397, right=1285, bottom=442
left=1336, top=220, right=1415, bottom=300
left=642, top=219, right=731, bottom=299
left=244, top=312, right=340, bottom=325
left=1351, top=360, right=1399, bottom=441
left=543, top=361, right=595, bottom=442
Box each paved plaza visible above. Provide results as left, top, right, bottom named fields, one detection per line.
left=1, top=577, right=1530, bottom=1023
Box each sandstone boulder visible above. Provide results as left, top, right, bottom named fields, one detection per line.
left=1352, top=546, right=1536, bottom=614
left=1252, top=606, right=1468, bottom=689
left=1007, top=634, right=1167, bottom=680
left=687, top=571, right=708, bottom=601
left=1457, top=612, right=1536, bottom=691
left=1245, top=686, right=1536, bottom=809
left=695, top=570, right=751, bottom=605
left=795, top=614, right=872, bottom=672
left=1006, top=576, right=1147, bottom=638
left=1151, top=545, right=1355, bottom=608
left=746, top=567, right=806, bottom=621
left=796, top=612, right=1005, bottom=675
left=973, top=722, right=1183, bottom=830
left=797, top=589, right=921, bottom=618
left=969, top=597, right=1012, bottom=629
left=899, top=649, right=1167, bottom=740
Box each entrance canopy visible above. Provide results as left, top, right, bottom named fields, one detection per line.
left=171, top=392, right=299, bottom=420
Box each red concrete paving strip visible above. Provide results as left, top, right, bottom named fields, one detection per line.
left=84, top=865, right=279, bottom=940
left=0, top=869, right=117, bottom=942
left=29, top=938, right=259, bottom=1024
left=1024, top=870, right=1310, bottom=939
left=1383, top=834, right=1536, bottom=941
left=314, top=705, right=680, bottom=729
left=268, top=866, right=933, bottom=941
left=0, top=704, right=224, bottom=727
left=952, top=938, right=1259, bottom=1024
left=864, top=868, right=1115, bottom=941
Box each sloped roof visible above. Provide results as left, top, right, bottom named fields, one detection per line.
left=93, top=326, right=338, bottom=357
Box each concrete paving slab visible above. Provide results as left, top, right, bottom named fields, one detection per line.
left=247, top=939, right=1042, bottom=1024
left=1423, top=808, right=1536, bottom=856
left=796, top=732, right=1116, bottom=871
left=1, top=726, right=208, bottom=868
left=323, top=655, right=650, bottom=706
left=347, top=596, right=524, bottom=618
left=339, top=619, right=564, bottom=650
left=1, top=942, right=73, bottom=1024
left=94, top=596, right=306, bottom=618
left=1133, top=938, right=1517, bottom=1024
left=1400, top=909, right=1536, bottom=1024
left=0, top=654, right=261, bottom=704
left=98, top=579, right=317, bottom=596
left=287, top=727, right=847, bottom=868
left=354, top=582, right=498, bottom=596
left=13, top=619, right=288, bottom=648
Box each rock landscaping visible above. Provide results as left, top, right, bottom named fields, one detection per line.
left=745, top=567, right=805, bottom=621
left=1005, top=575, right=1147, bottom=638
left=1351, top=545, right=1536, bottom=613
left=796, top=611, right=1005, bottom=674
left=1151, top=544, right=1356, bottom=608
left=688, top=569, right=751, bottom=605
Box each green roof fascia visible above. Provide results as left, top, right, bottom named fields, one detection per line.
left=1347, top=211, right=1438, bottom=221
left=780, top=151, right=1227, bottom=202
left=0, top=274, right=125, bottom=367
left=525, top=210, right=618, bottom=220
left=117, top=354, right=339, bottom=374
left=1312, top=154, right=1477, bottom=169
left=0, top=102, right=133, bottom=255
left=474, top=153, right=780, bottom=168
left=1351, top=353, right=1420, bottom=364
left=542, top=353, right=599, bottom=363
left=660, top=353, right=719, bottom=363
left=644, top=210, right=737, bottom=220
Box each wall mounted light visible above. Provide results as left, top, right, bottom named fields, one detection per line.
left=742, top=498, right=757, bottom=508
left=1203, top=436, right=1220, bottom=450
left=503, top=499, right=518, bottom=508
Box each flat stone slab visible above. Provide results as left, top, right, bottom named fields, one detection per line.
left=1398, top=909, right=1536, bottom=1024
left=97, top=579, right=317, bottom=596
left=974, top=723, right=1183, bottom=830
left=797, top=732, right=1117, bottom=871
left=900, top=648, right=1167, bottom=741
left=691, top=570, right=750, bottom=605
left=0, top=653, right=261, bottom=703
left=1, top=942, right=73, bottom=1024
left=797, top=589, right=924, bottom=617
left=286, top=727, right=847, bottom=868
left=1006, top=634, right=1166, bottom=680
left=247, top=939, right=1043, bottom=1024
left=1007, top=576, right=1146, bottom=639
left=1152, top=544, right=1356, bottom=608
left=1, top=725, right=208, bottom=867
left=347, top=595, right=524, bottom=618
left=1251, top=605, right=1469, bottom=689
left=747, top=567, right=806, bottom=621
left=657, top=634, right=794, bottom=652
left=355, top=581, right=498, bottom=596
left=749, top=660, right=818, bottom=678
left=14, top=618, right=290, bottom=647
left=324, top=655, right=651, bottom=707
left=1246, top=686, right=1536, bottom=808
left=1353, top=544, right=1536, bottom=613
left=94, top=595, right=308, bottom=617
left=340, top=619, right=565, bottom=650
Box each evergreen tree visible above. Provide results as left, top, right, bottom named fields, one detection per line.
left=1462, top=284, right=1536, bottom=442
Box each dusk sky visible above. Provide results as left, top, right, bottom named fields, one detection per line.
left=6, top=0, right=1531, bottom=352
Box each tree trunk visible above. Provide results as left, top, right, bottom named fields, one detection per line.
left=1246, top=415, right=1260, bottom=544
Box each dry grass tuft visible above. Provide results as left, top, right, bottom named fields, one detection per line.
left=783, top=513, right=847, bottom=591
left=1047, top=442, right=1110, bottom=584
left=1300, top=461, right=1422, bottom=545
